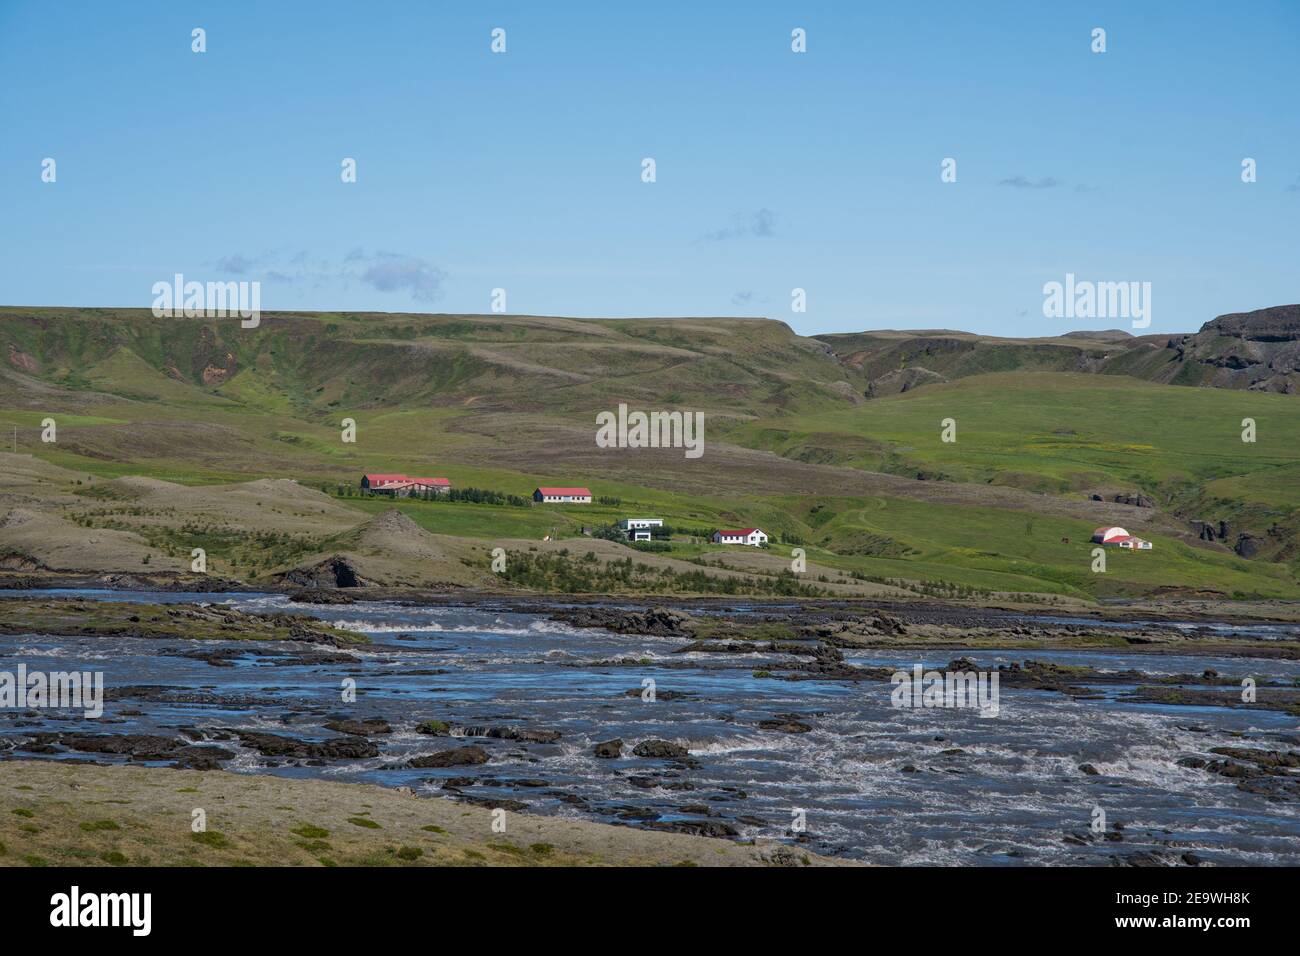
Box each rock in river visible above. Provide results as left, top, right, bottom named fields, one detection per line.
left=324, top=718, right=393, bottom=737
left=408, top=746, right=491, bottom=769
left=632, top=739, right=689, bottom=759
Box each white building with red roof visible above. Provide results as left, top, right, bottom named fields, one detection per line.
left=533, top=486, right=592, bottom=504
left=1091, top=526, right=1152, bottom=550
left=712, top=527, right=768, bottom=547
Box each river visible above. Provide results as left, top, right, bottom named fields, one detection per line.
left=3, top=590, right=1298, bottom=865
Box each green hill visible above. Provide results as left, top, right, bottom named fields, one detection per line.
left=1, top=305, right=1297, bottom=600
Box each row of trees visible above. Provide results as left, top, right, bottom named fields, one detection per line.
left=324, top=483, right=531, bottom=507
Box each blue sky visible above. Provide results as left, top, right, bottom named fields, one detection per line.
left=1, top=0, right=1296, bottom=336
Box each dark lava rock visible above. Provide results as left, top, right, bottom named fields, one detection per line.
left=759, top=719, right=813, bottom=733
left=170, top=746, right=236, bottom=770
left=288, top=589, right=357, bottom=605
left=454, top=793, right=528, bottom=812
left=229, top=730, right=379, bottom=760
left=1114, top=493, right=1155, bottom=508
left=466, top=725, right=562, bottom=744
left=593, top=738, right=623, bottom=758
left=408, top=746, right=490, bottom=769
left=58, top=733, right=181, bottom=757
left=645, top=819, right=739, bottom=838
left=550, top=605, right=693, bottom=637
left=323, top=718, right=393, bottom=737
left=1234, top=534, right=1262, bottom=558
left=1208, top=747, right=1300, bottom=770
left=276, top=555, right=367, bottom=590
left=1110, top=850, right=1187, bottom=867
left=632, top=739, right=689, bottom=759
left=413, top=721, right=559, bottom=743
left=621, top=688, right=694, bottom=700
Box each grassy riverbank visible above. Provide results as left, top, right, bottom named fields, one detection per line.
left=0, top=761, right=836, bottom=868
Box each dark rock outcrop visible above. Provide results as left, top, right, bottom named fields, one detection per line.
left=1114, top=493, right=1155, bottom=508
left=228, top=730, right=379, bottom=760
left=864, top=366, right=947, bottom=399
left=551, top=606, right=692, bottom=637
left=408, top=746, right=490, bottom=769
left=323, top=718, right=392, bottom=737
left=632, top=739, right=690, bottom=760
left=1234, top=533, right=1262, bottom=558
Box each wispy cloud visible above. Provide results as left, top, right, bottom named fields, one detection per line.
left=998, top=175, right=1062, bottom=190
left=731, top=291, right=755, bottom=306
left=214, top=251, right=284, bottom=274
left=1286, top=175, right=1300, bottom=193
left=702, top=208, right=777, bottom=242
left=207, top=248, right=447, bottom=302
left=357, top=252, right=446, bottom=302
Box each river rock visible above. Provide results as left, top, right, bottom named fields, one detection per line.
left=288, top=589, right=357, bottom=605
left=408, top=746, right=490, bottom=769
left=759, top=718, right=813, bottom=734
left=632, top=739, right=689, bottom=759
left=550, top=606, right=693, bottom=637
left=229, top=730, right=379, bottom=760
left=58, top=733, right=181, bottom=757
left=324, top=718, right=393, bottom=737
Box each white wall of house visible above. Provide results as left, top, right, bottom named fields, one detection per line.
left=713, top=529, right=768, bottom=547
left=620, top=518, right=663, bottom=530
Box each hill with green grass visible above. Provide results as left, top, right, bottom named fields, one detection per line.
left=1, top=304, right=1297, bottom=601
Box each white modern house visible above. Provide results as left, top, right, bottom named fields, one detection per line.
left=712, top=527, right=768, bottom=547
left=533, top=486, right=592, bottom=504
left=618, top=518, right=663, bottom=542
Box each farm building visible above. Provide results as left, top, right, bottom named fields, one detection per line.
left=618, top=518, right=663, bottom=541
left=533, top=486, right=592, bottom=504
left=361, top=473, right=451, bottom=497
left=1091, top=526, right=1152, bottom=550
left=712, top=527, right=768, bottom=547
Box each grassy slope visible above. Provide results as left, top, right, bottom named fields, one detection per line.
left=1, top=308, right=1297, bottom=600
left=1, top=761, right=828, bottom=867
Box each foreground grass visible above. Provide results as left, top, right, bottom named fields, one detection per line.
left=0, top=762, right=833, bottom=868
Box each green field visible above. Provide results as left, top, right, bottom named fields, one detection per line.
left=2, top=307, right=1297, bottom=600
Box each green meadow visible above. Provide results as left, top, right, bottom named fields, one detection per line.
left=2, top=309, right=1297, bottom=601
